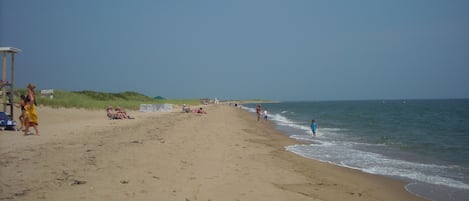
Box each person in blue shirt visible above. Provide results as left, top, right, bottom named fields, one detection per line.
left=311, top=119, right=318, bottom=137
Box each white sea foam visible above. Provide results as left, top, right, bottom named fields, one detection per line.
left=269, top=113, right=311, bottom=132
left=286, top=144, right=469, bottom=190
left=270, top=113, right=294, bottom=124
left=365, top=167, right=469, bottom=190
left=320, top=128, right=348, bottom=132
left=240, top=105, right=256, bottom=113
left=290, top=135, right=314, bottom=142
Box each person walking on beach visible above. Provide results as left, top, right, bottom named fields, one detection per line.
left=263, top=108, right=268, bottom=120
left=256, top=104, right=261, bottom=121
left=14, top=94, right=27, bottom=131
left=311, top=119, right=318, bottom=137
left=24, top=83, right=39, bottom=136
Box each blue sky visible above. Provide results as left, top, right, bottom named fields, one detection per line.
left=1, top=0, right=468, bottom=100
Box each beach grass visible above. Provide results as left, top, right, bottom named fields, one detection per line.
left=14, top=89, right=201, bottom=110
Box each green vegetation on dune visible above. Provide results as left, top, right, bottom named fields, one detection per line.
left=14, top=89, right=201, bottom=110
left=73, top=90, right=155, bottom=102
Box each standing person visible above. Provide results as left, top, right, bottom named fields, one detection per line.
left=24, top=83, right=39, bottom=136
left=311, top=119, right=318, bottom=137
left=256, top=104, right=261, bottom=121
left=263, top=108, right=268, bottom=120
left=14, top=95, right=26, bottom=131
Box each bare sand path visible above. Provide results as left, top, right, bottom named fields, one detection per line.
left=0, top=105, right=426, bottom=201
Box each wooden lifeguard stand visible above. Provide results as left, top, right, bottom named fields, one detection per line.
left=0, top=47, right=21, bottom=121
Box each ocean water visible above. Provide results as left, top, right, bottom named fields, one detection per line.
left=243, top=100, right=469, bottom=201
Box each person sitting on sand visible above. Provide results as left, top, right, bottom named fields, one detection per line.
left=115, top=106, right=127, bottom=119
left=107, top=106, right=119, bottom=119
left=182, top=104, right=191, bottom=113
left=107, top=106, right=134, bottom=120
left=115, top=106, right=134, bottom=119
left=194, top=107, right=207, bottom=114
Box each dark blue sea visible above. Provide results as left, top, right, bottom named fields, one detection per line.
left=243, top=99, right=469, bottom=201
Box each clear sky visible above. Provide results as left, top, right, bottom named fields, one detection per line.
left=1, top=0, right=468, bottom=101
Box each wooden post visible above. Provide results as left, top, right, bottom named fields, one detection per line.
left=2, top=52, right=6, bottom=112
left=11, top=53, right=14, bottom=92
left=10, top=53, right=15, bottom=119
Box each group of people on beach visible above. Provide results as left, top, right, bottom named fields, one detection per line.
left=16, top=83, right=39, bottom=136
left=182, top=104, right=207, bottom=114
left=107, top=106, right=133, bottom=119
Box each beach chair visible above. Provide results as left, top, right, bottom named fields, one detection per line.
left=0, top=112, right=16, bottom=130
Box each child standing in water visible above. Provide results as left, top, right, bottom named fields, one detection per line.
left=311, top=119, right=318, bottom=137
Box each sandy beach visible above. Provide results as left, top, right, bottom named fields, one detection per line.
left=0, top=104, right=427, bottom=201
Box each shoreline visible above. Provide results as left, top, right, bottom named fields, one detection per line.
left=0, top=105, right=427, bottom=200
left=235, top=106, right=429, bottom=201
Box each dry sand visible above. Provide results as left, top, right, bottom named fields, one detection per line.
left=0, top=105, right=427, bottom=201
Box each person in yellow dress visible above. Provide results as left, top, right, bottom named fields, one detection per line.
left=24, top=83, right=39, bottom=136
